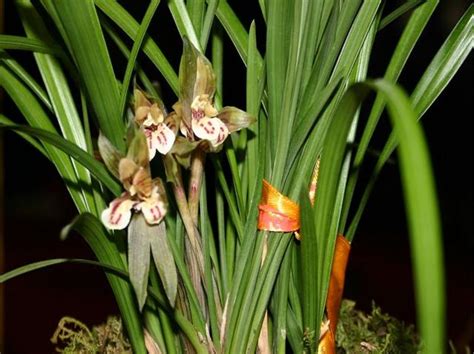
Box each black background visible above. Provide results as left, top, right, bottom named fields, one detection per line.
left=2, top=1, right=472, bottom=352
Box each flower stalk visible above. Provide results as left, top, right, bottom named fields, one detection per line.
left=188, top=148, right=206, bottom=225
left=171, top=166, right=206, bottom=311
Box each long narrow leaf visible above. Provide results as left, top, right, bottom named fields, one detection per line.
left=119, top=0, right=160, bottom=118
left=0, top=67, right=87, bottom=211
left=168, top=0, right=201, bottom=50
left=53, top=0, right=125, bottom=150
left=95, top=0, right=179, bottom=95
left=0, top=123, right=121, bottom=196
left=0, top=34, right=61, bottom=55
left=17, top=0, right=96, bottom=214
left=411, top=4, right=473, bottom=117
left=347, top=5, right=473, bottom=239
left=64, top=213, right=146, bottom=352
left=353, top=0, right=438, bottom=170
left=368, top=79, right=445, bottom=354
left=0, top=50, right=52, bottom=111
left=338, top=81, right=445, bottom=353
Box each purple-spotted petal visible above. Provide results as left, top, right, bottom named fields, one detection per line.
left=140, top=199, right=167, bottom=225
left=101, top=193, right=136, bottom=230
left=137, top=184, right=167, bottom=225
left=144, top=128, right=157, bottom=161
left=192, top=117, right=229, bottom=147
left=154, top=123, right=176, bottom=155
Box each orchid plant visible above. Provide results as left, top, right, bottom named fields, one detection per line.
left=0, top=0, right=472, bottom=353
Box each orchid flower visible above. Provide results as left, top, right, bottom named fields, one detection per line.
left=98, top=130, right=168, bottom=230
left=172, top=37, right=255, bottom=152
left=134, top=90, right=178, bottom=160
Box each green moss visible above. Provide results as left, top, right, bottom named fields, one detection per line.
left=336, top=300, right=420, bottom=353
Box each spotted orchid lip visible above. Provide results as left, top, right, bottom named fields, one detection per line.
left=101, top=183, right=168, bottom=230
left=192, top=116, right=229, bottom=148
left=144, top=121, right=177, bottom=160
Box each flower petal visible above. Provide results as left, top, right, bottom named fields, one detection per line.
left=101, top=194, right=136, bottom=230
left=134, top=89, right=152, bottom=112
left=119, top=158, right=139, bottom=190
left=192, top=117, right=229, bottom=147
left=144, top=104, right=164, bottom=126
left=154, top=123, right=176, bottom=155
left=138, top=182, right=167, bottom=225
left=144, top=128, right=157, bottom=161
left=140, top=200, right=167, bottom=224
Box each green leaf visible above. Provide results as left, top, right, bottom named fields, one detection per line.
left=0, top=34, right=62, bottom=55
left=0, top=66, right=87, bottom=212
left=150, top=221, right=178, bottom=307
left=266, top=0, right=293, bottom=169
left=300, top=192, right=318, bottom=351
left=368, top=79, right=445, bottom=354
left=353, top=0, right=438, bottom=172
left=309, top=83, right=365, bottom=346
left=379, top=0, right=425, bottom=31
left=330, top=0, right=381, bottom=82
left=52, top=0, right=125, bottom=151
left=119, top=0, right=160, bottom=119
left=214, top=0, right=260, bottom=65
left=103, top=23, right=160, bottom=99
left=18, top=0, right=96, bottom=214
left=411, top=4, right=474, bottom=117
left=340, top=80, right=445, bottom=354
left=128, top=214, right=152, bottom=310
left=65, top=213, right=146, bottom=352
left=95, top=0, right=179, bottom=94
left=0, top=123, right=121, bottom=196
left=200, top=0, right=219, bottom=50
left=0, top=50, right=52, bottom=111
left=0, top=115, right=47, bottom=157
left=187, top=0, right=205, bottom=40
left=0, top=254, right=209, bottom=353
left=347, top=5, right=473, bottom=239
left=0, top=258, right=126, bottom=283
left=168, top=0, right=201, bottom=50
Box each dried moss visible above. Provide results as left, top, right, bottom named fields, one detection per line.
left=53, top=304, right=469, bottom=353
left=51, top=316, right=132, bottom=353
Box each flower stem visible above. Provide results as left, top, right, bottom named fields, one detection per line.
left=172, top=168, right=206, bottom=312
left=188, top=148, right=206, bottom=226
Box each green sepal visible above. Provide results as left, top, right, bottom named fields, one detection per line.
left=179, top=36, right=216, bottom=123
left=150, top=221, right=178, bottom=306
left=126, top=128, right=149, bottom=168
left=98, top=132, right=125, bottom=179
left=128, top=214, right=152, bottom=311
left=218, top=106, right=256, bottom=133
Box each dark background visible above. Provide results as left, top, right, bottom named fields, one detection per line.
left=2, top=1, right=472, bottom=352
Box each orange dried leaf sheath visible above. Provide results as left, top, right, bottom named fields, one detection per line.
left=318, top=235, right=351, bottom=353
left=257, top=180, right=351, bottom=352
left=258, top=179, right=300, bottom=232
